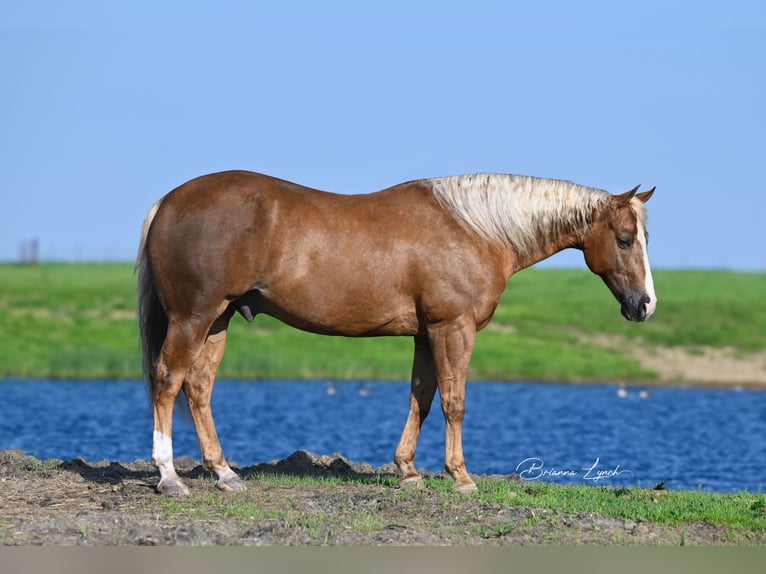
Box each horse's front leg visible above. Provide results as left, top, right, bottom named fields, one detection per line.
left=428, top=317, right=478, bottom=493
left=394, top=336, right=438, bottom=488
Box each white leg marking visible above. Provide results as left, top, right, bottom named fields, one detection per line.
left=636, top=221, right=657, bottom=319
left=152, top=430, right=177, bottom=482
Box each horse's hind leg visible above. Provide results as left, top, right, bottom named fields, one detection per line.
left=182, top=312, right=245, bottom=492
left=394, top=336, right=438, bottom=488
left=151, top=315, right=212, bottom=496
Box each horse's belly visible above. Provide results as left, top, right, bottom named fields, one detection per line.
left=255, top=289, right=420, bottom=337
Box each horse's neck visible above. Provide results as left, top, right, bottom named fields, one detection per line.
left=429, top=174, right=606, bottom=272
left=508, top=178, right=606, bottom=271
left=510, top=219, right=588, bottom=272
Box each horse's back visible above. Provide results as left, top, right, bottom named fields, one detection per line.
left=150, top=171, right=446, bottom=260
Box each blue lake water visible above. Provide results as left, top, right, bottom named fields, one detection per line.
left=1, top=379, right=764, bottom=493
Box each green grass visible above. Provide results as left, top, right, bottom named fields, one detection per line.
left=474, top=479, right=766, bottom=530
left=144, top=473, right=766, bottom=541
left=0, top=264, right=138, bottom=379
left=1, top=263, right=764, bottom=381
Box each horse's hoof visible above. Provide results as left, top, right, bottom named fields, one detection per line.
left=398, top=475, right=424, bottom=489
left=453, top=482, right=478, bottom=494
left=157, top=478, right=190, bottom=497
left=216, top=474, right=246, bottom=493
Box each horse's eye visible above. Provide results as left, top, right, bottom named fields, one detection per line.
left=617, top=236, right=633, bottom=249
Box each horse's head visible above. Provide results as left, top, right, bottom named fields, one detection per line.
left=583, top=185, right=656, bottom=322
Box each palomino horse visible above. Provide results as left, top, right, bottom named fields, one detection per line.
left=137, top=171, right=656, bottom=495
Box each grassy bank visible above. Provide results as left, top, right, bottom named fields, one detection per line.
left=4, top=449, right=765, bottom=545
left=165, top=473, right=766, bottom=533
left=146, top=473, right=766, bottom=545
left=1, top=263, right=764, bottom=382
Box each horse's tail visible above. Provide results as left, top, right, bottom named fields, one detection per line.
left=136, top=197, right=167, bottom=398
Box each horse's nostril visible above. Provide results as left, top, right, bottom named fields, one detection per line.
left=620, top=299, right=633, bottom=321
left=620, top=295, right=652, bottom=322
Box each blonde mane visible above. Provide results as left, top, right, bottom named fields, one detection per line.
left=428, top=173, right=611, bottom=256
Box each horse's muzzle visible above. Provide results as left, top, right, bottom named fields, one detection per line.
left=620, top=295, right=652, bottom=322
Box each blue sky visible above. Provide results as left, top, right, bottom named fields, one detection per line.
left=2, top=2, right=765, bottom=270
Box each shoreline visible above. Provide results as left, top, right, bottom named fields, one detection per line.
left=2, top=375, right=765, bottom=391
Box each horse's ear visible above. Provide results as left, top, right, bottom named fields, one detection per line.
left=635, top=186, right=655, bottom=203
left=612, top=185, right=640, bottom=209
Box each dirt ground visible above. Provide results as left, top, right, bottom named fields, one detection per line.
left=632, top=346, right=766, bottom=388
left=582, top=336, right=766, bottom=388
left=1, top=448, right=762, bottom=546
